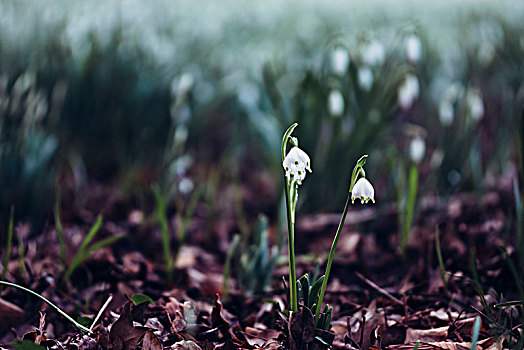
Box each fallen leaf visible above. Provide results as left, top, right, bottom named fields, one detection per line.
left=138, top=330, right=162, bottom=350
left=404, top=326, right=448, bottom=343
left=0, top=297, right=25, bottom=333
left=172, top=340, right=203, bottom=350
left=110, top=302, right=148, bottom=350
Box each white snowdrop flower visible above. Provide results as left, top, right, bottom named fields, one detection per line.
left=179, top=178, right=194, bottom=194
left=438, top=83, right=464, bottom=126
left=439, top=100, right=454, bottom=126
left=173, top=73, right=194, bottom=97
left=358, top=67, right=373, bottom=91
left=466, top=89, right=484, bottom=121
left=283, top=147, right=311, bottom=185
left=398, top=74, right=420, bottom=109
left=362, top=40, right=385, bottom=66
left=478, top=43, right=495, bottom=66
left=328, top=90, right=345, bottom=116
left=405, top=35, right=422, bottom=62
left=430, top=149, right=444, bottom=169
left=351, top=178, right=375, bottom=204
left=331, top=47, right=350, bottom=76
left=409, top=136, right=426, bottom=164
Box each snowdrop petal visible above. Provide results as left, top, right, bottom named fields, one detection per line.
left=351, top=178, right=375, bottom=204
left=283, top=146, right=311, bottom=184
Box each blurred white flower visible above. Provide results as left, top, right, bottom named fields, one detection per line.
left=176, top=73, right=195, bottom=96
left=328, top=90, right=345, bottom=116
left=283, top=147, right=311, bottom=185
left=351, top=178, right=375, bottom=204
left=409, top=136, right=426, bottom=164
left=398, top=74, right=420, bottom=109
left=439, top=101, right=454, bottom=126
left=358, top=67, right=373, bottom=91
left=405, top=35, right=422, bottom=62
left=331, top=47, right=349, bottom=76
left=179, top=178, right=194, bottom=194
left=361, top=40, right=385, bottom=66
left=478, top=42, right=495, bottom=66
left=430, top=149, right=444, bottom=169
left=466, top=89, right=484, bottom=121
left=438, top=82, right=465, bottom=126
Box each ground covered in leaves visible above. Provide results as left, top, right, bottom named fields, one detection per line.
left=0, top=175, right=522, bottom=349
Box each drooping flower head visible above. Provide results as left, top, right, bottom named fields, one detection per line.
left=351, top=177, right=375, bottom=204
left=283, top=146, right=311, bottom=185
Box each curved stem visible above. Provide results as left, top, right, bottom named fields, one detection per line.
left=314, top=193, right=351, bottom=324
left=0, top=280, right=92, bottom=333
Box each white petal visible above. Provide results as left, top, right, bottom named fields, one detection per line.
left=351, top=178, right=375, bottom=204
left=409, top=136, right=426, bottom=164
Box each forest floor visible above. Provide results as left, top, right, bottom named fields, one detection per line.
left=0, top=175, right=522, bottom=350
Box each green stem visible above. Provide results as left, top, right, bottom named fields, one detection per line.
left=284, top=179, right=297, bottom=312
left=0, top=280, right=92, bottom=333
left=282, top=123, right=298, bottom=313
left=315, top=193, right=351, bottom=324
left=401, top=164, right=418, bottom=256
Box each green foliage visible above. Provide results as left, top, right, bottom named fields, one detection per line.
left=229, top=215, right=279, bottom=297
left=398, top=163, right=419, bottom=255
left=63, top=215, right=124, bottom=282
left=0, top=71, right=60, bottom=227
left=434, top=229, right=447, bottom=288
left=0, top=280, right=92, bottom=333
left=2, top=206, right=14, bottom=281
left=296, top=273, right=332, bottom=331
left=131, top=294, right=154, bottom=306
left=11, top=340, right=46, bottom=350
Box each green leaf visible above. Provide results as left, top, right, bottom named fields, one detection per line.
left=131, top=294, right=154, bottom=306
left=77, top=316, right=93, bottom=327
left=11, top=340, right=46, bottom=350
left=494, top=300, right=523, bottom=308
left=309, top=275, right=325, bottom=307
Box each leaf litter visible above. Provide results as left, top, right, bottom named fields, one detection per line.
left=0, top=180, right=522, bottom=349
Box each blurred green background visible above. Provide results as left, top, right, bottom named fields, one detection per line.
left=0, top=0, right=523, bottom=230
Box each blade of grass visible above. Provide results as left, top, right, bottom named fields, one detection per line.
left=153, top=186, right=172, bottom=282
left=222, top=234, right=240, bottom=300
left=17, top=230, right=25, bottom=278
left=470, top=316, right=481, bottom=350
left=64, top=216, right=106, bottom=281
left=401, top=163, right=418, bottom=255
left=2, top=206, right=14, bottom=281
left=469, top=248, right=495, bottom=321
left=76, top=215, right=103, bottom=255
left=435, top=228, right=448, bottom=288
left=513, top=178, right=523, bottom=268
left=54, top=185, right=67, bottom=267
left=0, top=280, right=91, bottom=333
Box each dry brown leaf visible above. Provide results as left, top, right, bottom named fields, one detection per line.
left=0, top=297, right=25, bottom=333
left=138, top=330, right=162, bottom=350
left=404, top=326, right=449, bottom=343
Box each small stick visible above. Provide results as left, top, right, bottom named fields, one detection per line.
left=355, top=272, right=403, bottom=306
left=89, top=294, right=113, bottom=332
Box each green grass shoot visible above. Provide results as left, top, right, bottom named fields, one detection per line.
left=470, top=316, right=481, bottom=350
left=54, top=185, right=67, bottom=267
left=435, top=228, right=448, bottom=288
left=222, top=234, right=240, bottom=300
left=153, top=186, right=173, bottom=282
left=401, top=163, right=418, bottom=255
left=0, top=280, right=92, bottom=333
left=64, top=215, right=124, bottom=282
left=2, top=206, right=14, bottom=281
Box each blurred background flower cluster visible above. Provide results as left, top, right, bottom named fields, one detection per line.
left=0, top=0, right=523, bottom=231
